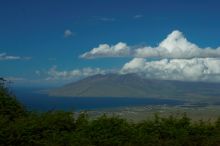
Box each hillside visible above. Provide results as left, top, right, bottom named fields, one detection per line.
left=48, top=73, right=220, bottom=102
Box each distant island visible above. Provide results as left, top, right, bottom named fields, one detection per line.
left=48, top=73, right=220, bottom=103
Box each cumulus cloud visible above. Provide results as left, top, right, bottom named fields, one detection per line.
left=135, top=30, right=220, bottom=59
left=80, top=42, right=130, bottom=59
left=46, top=66, right=107, bottom=80
left=121, top=58, right=220, bottom=82
left=64, top=29, right=73, bottom=38
left=80, top=30, right=220, bottom=59
left=0, top=53, right=31, bottom=61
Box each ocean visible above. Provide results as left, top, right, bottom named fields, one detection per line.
left=12, top=87, right=185, bottom=112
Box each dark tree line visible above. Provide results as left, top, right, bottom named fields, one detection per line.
left=1, top=78, right=220, bottom=146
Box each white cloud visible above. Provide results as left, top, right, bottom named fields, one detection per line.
left=0, top=53, right=31, bottom=61
left=46, top=66, right=107, bottom=80
left=121, top=58, right=220, bottom=82
left=45, top=57, right=220, bottom=82
left=80, top=30, right=220, bottom=59
left=135, top=30, right=220, bottom=59
left=80, top=42, right=130, bottom=59
left=64, top=29, right=73, bottom=38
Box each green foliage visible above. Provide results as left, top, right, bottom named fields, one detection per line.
left=2, top=112, right=220, bottom=146
left=1, top=78, right=220, bottom=146
left=0, top=78, right=27, bottom=120
left=86, top=115, right=133, bottom=146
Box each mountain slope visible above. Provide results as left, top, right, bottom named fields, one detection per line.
left=48, top=73, right=220, bottom=102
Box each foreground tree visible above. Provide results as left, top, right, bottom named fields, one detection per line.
left=0, top=78, right=26, bottom=120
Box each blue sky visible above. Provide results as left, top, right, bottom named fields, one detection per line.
left=1, top=0, right=220, bottom=86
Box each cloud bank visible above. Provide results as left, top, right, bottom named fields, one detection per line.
left=135, top=30, right=220, bottom=59
left=0, top=53, right=31, bottom=61
left=46, top=30, right=220, bottom=83
left=80, top=42, right=130, bottom=59
left=46, top=58, right=220, bottom=82
left=80, top=30, right=220, bottom=59
left=46, top=66, right=107, bottom=80
left=121, top=58, right=220, bottom=82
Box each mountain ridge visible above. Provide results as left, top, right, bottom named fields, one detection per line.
left=48, top=73, right=220, bottom=103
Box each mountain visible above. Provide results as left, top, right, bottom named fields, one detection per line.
left=48, top=73, right=220, bottom=102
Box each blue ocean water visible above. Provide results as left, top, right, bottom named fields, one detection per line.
left=12, top=88, right=185, bottom=112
